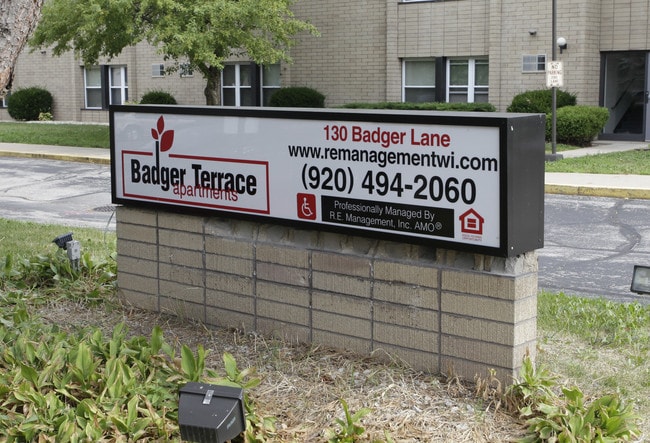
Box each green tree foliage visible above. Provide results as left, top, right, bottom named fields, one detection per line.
left=29, top=0, right=318, bottom=105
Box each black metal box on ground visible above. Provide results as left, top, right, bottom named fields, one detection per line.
left=178, top=382, right=246, bottom=443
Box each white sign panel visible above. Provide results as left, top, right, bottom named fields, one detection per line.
left=111, top=108, right=504, bottom=250
left=546, top=61, right=564, bottom=88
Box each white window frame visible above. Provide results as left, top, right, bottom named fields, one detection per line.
left=84, top=66, right=103, bottom=109
left=84, top=65, right=128, bottom=109
left=109, top=66, right=128, bottom=105
left=261, top=64, right=280, bottom=106
left=522, top=54, right=546, bottom=73
left=402, top=58, right=436, bottom=103
left=221, top=63, right=252, bottom=106
left=446, top=58, right=489, bottom=103
left=151, top=63, right=165, bottom=77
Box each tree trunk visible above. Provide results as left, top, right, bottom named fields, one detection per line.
left=0, top=0, right=45, bottom=97
left=203, top=65, right=221, bottom=106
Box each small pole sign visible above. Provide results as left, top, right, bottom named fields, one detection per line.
left=110, top=106, right=544, bottom=257
left=546, top=61, right=564, bottom=88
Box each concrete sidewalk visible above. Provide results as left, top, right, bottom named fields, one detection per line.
left=1, top=140, right=650, bottom=199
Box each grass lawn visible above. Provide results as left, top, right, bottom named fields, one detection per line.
left=0, top=121, right=109, bottom=148
left=0, top=218, right=115, bottom=261
left=545, top=145, right=650, bottom=175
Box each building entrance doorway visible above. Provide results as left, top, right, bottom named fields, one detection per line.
left=601, top=51, right=649, bottom=141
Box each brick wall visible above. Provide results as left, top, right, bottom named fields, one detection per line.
left=289, top=0, right=389, bottom=107
left=117, top=206, right=538, bottom=382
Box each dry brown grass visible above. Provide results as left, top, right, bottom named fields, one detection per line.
left=37, top=298, right=528, bottom=442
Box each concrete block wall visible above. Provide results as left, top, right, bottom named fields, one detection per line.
left=117, top=206, right=538, bottom=382
left=289, top=0, right=389, bottom=107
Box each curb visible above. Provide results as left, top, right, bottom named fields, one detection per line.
left=0, top=151, right=110, bottom=165
left=545, top=184, right=650, bottom=200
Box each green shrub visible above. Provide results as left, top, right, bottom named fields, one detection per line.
left=7, top=87, right=53, bottom=121
left=546, top=105, right=609, bottom=146
left=269, top=87, right=325, bottom=108
left=507, top=89, right=576, bottom=114
left=343, top=101, right=496, bottom=112
left=140, top=90, right=177, bottom=105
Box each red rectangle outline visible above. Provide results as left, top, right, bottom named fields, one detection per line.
left=120, top=151, right=270, bottom=214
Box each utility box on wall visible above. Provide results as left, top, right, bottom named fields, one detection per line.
left=111, top=106, right=544, bottom=383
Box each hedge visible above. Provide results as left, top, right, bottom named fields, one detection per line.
left=269, top=87, right=325, bottom=108
left=342, top=102, right=496, bottom=112
left=7, top=87, right=53, bottom=121
left=507, top=89, right=576, bottom=114
left=546, top=105, right=610, bottom=146
left=140, top=90, right=177, bottom=105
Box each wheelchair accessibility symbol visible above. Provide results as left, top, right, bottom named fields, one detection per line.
left=297, top=193, right=317, bottom=220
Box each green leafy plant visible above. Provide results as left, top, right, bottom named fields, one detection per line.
left=7, top=86, right=54, bottom=121
left=505, top=355, right=557, bottom=413
left=38, top=111, right=53, bottom=121
left=0, top=290, right=275, bottom=442
left=508, top=356, right=640, bottom=442
left=546, top=105, right=610, bottom=146
left=1, top=249, right=116, bottom=302
left=140, top=89, right=178, bottom=104
left=269, top=86, right=325, bottom=108
left=507, top=88, right=576, bottom=114
left=343, top=101, right=496, bottom=112
left=324, top=398, right=372, bottom=443
left=520, top=387, right=639, bottom=442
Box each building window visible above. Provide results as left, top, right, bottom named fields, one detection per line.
left=179, top=63, right=194, bottom=78
left=110, top=66, right=128, bottom=105
left=402, top=59, right=436, bottom=103
left=151, top=63, right=165, bottom=77
left=222, top=63, right=280, bottom=107
left=447, top=58, right=489, bottom=103
left=84, top=65, right=128, bottom=109
left=222, top=64, right=253, bottom=106
left=522, top=55, right=546, bottom=72
left=261, top=64, right=280, bottom=106
left=84, top=66, right=103, bottom=109
left=1, top=93, right=9, bottom=108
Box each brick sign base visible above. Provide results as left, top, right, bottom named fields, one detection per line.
left=116, top=206, right=537, bottom=382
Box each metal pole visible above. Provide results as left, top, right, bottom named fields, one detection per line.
left=551, top=0, right=557, bottom=155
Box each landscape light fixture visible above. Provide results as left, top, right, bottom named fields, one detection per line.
left=557, top=37, right=568, bottom=54
left=178, top=382, right=246, bottom=443
left=52, top=232, right=74, bottom=250
left=630, top=265, right=650, bottom=294
left=52, top=232, right=81, bottom=271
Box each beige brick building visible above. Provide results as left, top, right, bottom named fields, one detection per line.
left=2, top=0, right=650, bottom=140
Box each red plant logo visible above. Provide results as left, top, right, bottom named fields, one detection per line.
left=151, top=115, right=175, bottom=152
left=151, top=116, right=174, bottom=170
